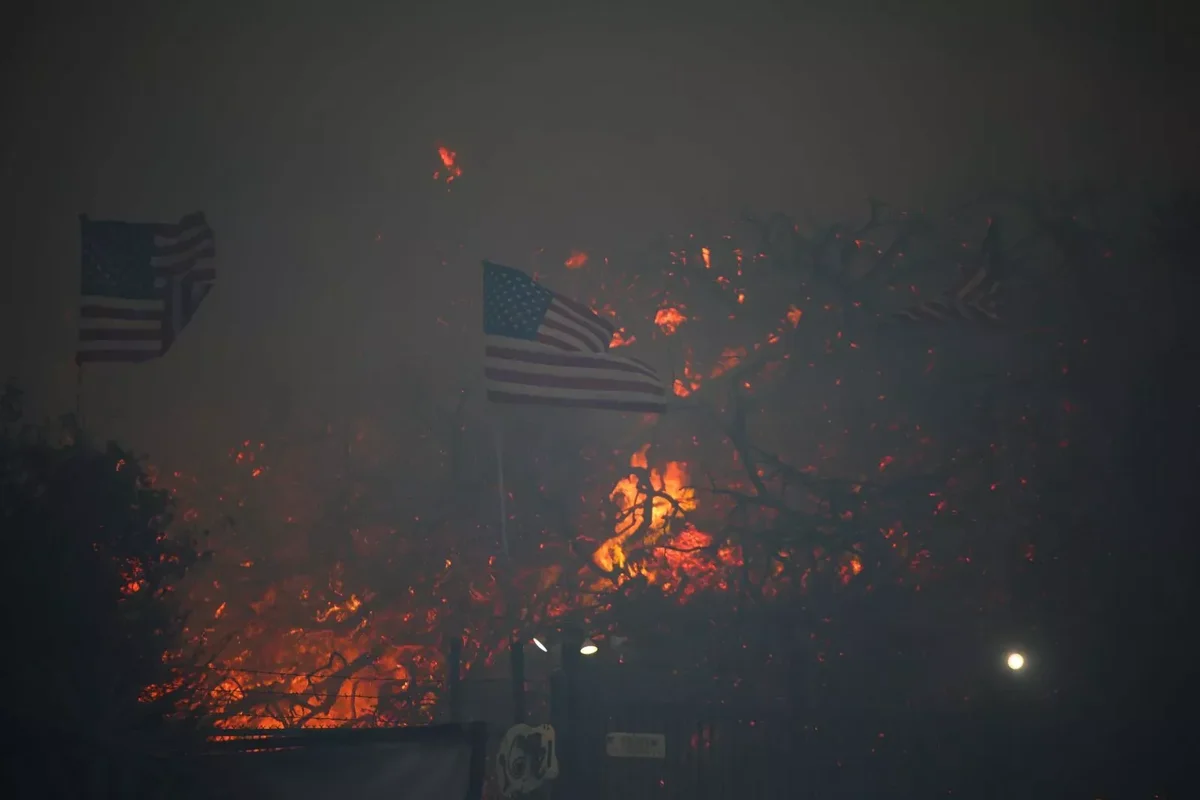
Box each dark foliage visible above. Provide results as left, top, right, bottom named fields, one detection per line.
left=0, top=381, right=204, bottom=760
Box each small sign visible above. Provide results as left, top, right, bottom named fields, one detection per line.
left=605, top=732, right=666, bottom=759
left=497, top=723, right=558, bottom=797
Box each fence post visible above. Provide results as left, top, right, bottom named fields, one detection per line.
left=510, top=633, right=526, bottom=724
left=559, top=627, right=583, bottom=799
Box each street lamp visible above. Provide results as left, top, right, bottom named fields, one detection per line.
left=531, top=637, right=548, bottom=653
left=580, top=638, right=599, bottom=656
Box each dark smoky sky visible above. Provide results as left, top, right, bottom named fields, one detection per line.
left=1, top=0, right=1196, bottom=467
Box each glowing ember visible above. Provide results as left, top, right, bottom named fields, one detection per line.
left=671, top=352, right=705, bottom=397
left=654, top=307, right=688, bottom=335
left=709, top=347, right=746, bottom=379
left=564, top=251, right=589, bottom=269
left=837, top=554, right=864, bottom=584
left=433, top=145, right=462, bottom=185
left=610, top=328, right=636, bottom=348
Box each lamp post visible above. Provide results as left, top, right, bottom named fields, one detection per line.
left=1001, top=648, right=1030, bottom=793
left=558, top=627, right=585, bottom=798
left=511, top=633, right=526, bottom=725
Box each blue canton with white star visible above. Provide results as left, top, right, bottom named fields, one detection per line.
left=80, top=218, right=160, bottom=299
left=483, top=261, right=554, bottom=340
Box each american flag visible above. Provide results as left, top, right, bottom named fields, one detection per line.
left=77, top=212, right=216, bottom=363
left=482, top=261, right=667, bottom=413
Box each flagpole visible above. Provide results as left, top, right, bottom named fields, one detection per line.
left=495, top=425, right=509, bottom=557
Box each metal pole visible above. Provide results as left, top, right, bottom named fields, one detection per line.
left=495, top=426, right=509, bottom=556
left=559, top=627, right=583, bottom=798
left=510, top=634, right=526, bottom=724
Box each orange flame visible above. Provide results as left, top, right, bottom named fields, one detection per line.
left=838, top=554, right=864, bottom=584
left=654, top=307, right=687, bottom=335
left=592, top=445, right=695, bottom=573
left=668, top=350, right=707, bottom=397
left=709, top=346, right=746, bottom=379
left=564, top=251, right=589, bottom=269
left=184, top=569, right=453, bottom=730
left=610, top=328, right=636, bottom=348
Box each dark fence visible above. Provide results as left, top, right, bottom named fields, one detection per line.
left=543, top=665, right=806, bottom=800
left=542, top=663, right=1052, bottom=799
left=569, top=692, right=801, bottom=799
left=176, top=723, right=487, bottom=800
left=2, top=723, right=487, bottom=800
left=1, top=652, right=1063, bottom=799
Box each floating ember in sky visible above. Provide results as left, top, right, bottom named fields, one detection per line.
left=433, top=145, right=462, bottom=185
left=564, top=250, right=589, bottom=269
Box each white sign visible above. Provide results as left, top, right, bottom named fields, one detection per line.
left=497, top=723, right=558, bottom=797
left=605, top=732, right=666, bottom=759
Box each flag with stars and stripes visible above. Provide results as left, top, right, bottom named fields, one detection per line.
left=482, top=260, right=667, bottom=413
left=76, top=212, right=216, bottom=363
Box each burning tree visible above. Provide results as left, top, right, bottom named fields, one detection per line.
left=161, top=190, right=1134, bottom=727
left=549, top=202, right=1068, bottom=672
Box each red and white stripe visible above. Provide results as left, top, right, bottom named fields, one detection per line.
left=151, top=212, right=215, bottom=275
left=485, top=337, right=667, bottom=413
left=77, top=296, right=166, bottom=362
left=77, top=212, right=216, bottom=363
left=535, top=294, right=616, bottom=353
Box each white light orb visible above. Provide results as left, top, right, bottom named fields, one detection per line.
left=1006, top=652, right=1026, bottom=671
